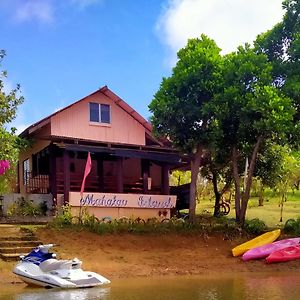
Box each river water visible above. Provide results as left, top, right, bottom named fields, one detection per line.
left=1, top=272, right=300, bottom=300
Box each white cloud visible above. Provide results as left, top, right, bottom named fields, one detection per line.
left=157, top=0, right=285, bottom=64
left=14, top=0, right=54, bottom=23
left=7, top=0, right=103, bottom=24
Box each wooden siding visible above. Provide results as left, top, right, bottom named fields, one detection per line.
left=50, top=91, right=146, bottom=145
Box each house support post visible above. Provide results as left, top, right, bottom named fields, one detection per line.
left=162, top=164, right=170, bottom=195
left=97, top=155, right=104, bottom=192
left=63, top=150, right=70, bottom=204
left=141, top=159, right=150, bottom=194
left=116, top=157, right=123, bottom=193
left=49, top=144, right=57, bottom=201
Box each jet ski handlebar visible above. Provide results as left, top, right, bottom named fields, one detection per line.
left=38, top=244, right=58, bottom=253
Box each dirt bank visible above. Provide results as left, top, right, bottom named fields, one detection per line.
left=2, top=227, right=300, bottom=285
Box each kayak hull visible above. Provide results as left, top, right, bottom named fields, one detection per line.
left=242, top=237, right=300, bottom=261
left=232, top=229, right=281, bottom=257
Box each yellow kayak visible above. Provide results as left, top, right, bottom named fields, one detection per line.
left=232, top=229, right=281, bottom=257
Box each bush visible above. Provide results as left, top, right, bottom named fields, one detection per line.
left=284, top=218, right=300, bottom=235
left=51, top=204, right=73, bottom=226
left=49, top=209, right=246, bottom=237
left=244, top=218, right=267, bottom=234
left=7, top=197, right=43, bottom=217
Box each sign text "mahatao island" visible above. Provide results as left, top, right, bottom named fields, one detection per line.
left=69, top=192, right=176, bottom=209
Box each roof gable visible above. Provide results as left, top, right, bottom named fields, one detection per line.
left=20, top=86, right=152, bottom=138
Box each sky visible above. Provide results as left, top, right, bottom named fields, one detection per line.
left=0, top=0, right=285, bottom=134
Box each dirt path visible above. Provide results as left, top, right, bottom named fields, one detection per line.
left=2, top=227, right=300, bottom=285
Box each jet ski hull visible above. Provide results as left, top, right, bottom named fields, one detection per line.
left=14, top=255, right=110, bottom=289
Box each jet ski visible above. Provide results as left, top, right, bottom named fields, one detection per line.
left=13, top=244, right=111, bottom=289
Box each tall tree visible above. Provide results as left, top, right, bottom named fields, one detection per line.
left=0, top=50, right=24, bottom=193
left=209, top=45, right=294, bottom=225
left=255, top=0, right=300, bottom=121
left=149, top=35, right=223, bottom=222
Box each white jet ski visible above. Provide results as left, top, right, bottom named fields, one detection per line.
left=13, top=244, right=111, bottom=289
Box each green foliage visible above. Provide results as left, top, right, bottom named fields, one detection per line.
left=50, top=210, right=243, bottom=236
left=255, top=0, right=300, bottom=142
left=149, top=34, right=223, bottom=152
left=0, top=50, right=27, bottom=194
left=7, top=197, right=43, bottom=217
left=212, top=46, right=294, bottom=150
left=169, top=170, right=191, bottom=186
left=283, top=218, right=300, bottom=235
left=255, top=143, right=288, bottom=188
left=0, top=50, right=24, bottom=126
left=51, top=204, right=73, bottom=226
left=244, top=218, right=267, bottom=234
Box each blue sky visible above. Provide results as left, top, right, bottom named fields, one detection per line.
left=1, top=0, right=285, bottom=133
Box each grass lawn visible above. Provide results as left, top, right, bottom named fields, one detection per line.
left=196, top=190, right=300, bottom=227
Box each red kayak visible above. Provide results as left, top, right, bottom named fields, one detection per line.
left=266, top=244, right=300, bottom=263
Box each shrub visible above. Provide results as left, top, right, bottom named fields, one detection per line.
left=51, top=204, right=73, bottom=226
left=39, top=201, right=48, bottom=216
left=7, top=197, right=43, bottom=217
left=244, top=218, right=267, bottom=234
left=283, top=218, right=300, bottom=235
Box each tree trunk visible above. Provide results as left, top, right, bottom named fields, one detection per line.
left=212, top=170, right=221, bottom=217
left=232, top=146, right=241, bottom=222
left=239, top=137, right=263, bottom=225
left=258, top=181, right=264, bottom=206
left=189, top=146, right=202, bottom=223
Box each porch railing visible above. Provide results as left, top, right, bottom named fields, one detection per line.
left=25, top=172, right=50, bottom=194
left=55, top=172, right=161, bottom=194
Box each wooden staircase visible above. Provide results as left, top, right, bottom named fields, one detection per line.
left=0, top=225, right=42, bottom=261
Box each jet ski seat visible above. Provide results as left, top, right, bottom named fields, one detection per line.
left=40, top=258, right=82, bottom=272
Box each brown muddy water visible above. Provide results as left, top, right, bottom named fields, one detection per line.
left=1, top=272, right=300, bottom=300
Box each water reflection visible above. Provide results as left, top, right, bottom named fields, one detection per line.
left=2, top=287, right=110, bottom=300
left=242, top=273, right=300, bottom=300
left=1, top=273, right=300, bottom=300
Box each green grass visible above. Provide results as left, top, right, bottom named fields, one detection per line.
left=196, top=190, right=300, bottom=227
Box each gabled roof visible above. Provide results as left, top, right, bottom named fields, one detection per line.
left=19, top=85, right=152, bottom=138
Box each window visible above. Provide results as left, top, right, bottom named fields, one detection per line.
left=89, top=103, right=111, bottom=124
left=23, top=159, right=30, bottom=185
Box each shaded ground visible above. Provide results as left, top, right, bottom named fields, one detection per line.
left=1, top=227, right=300, bottom=286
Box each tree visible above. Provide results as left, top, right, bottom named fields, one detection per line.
left=209, top=45, right=295, bottom=225
left=0, top=50, right=24, bottom=193
left=255, top=0, right=300, bottom=122
left=200, top=138, right=232, bottom=216
left=149, top=35, right=223, bottom=222
left=253, top=142, right=289, bottom=206
left=150, top=2, right=298, bottom=225
left=288, top=151, right=300, bottom=190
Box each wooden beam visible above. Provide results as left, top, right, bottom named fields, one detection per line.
left=97, top=155, right=104, bottom=192
left=162, top=164, right=170, bottom=195
left=63, top=150, right=70, bottom=204
left=116, top=157, right=123, bottom=193
left=141, top=159, right=150, bottom=194
left=49, top=145, right=57, bottom=200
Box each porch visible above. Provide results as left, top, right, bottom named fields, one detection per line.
left=22, top=142, right=185, bottom=205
